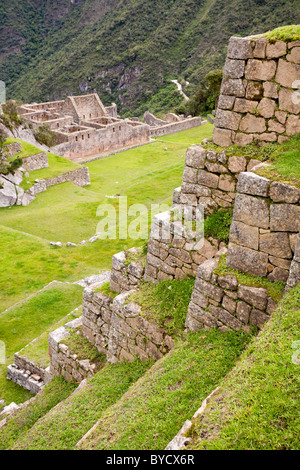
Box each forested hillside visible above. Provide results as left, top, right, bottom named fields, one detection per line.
left=1, top=0, right=299, bottom=116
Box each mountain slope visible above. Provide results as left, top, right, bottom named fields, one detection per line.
left=1, top=0, right=300, bottom=115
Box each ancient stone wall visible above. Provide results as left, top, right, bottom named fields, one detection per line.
left=185, top=257, right=278, bottom=333
left=213, top=35, right=300, bottom=147
left=110, top=248, right=145, bottom=294
left=21, top=152, right=49, bottom=172
left=286, top=232, right=300, bottom=291
left=81, top=288, right=174, bottom=364
left=6, top=142, right=22, bottom=157
left=149, top=117, right=203, bottom=137
left=226, top=172, right=300, bottom=282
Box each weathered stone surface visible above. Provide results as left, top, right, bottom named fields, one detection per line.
left=287, top=47, right=300, bottom=64
left=266, top=41, right=287, bottom=58
left=286, top=260, right=300, bottom=288
left=228, top=156, right=247, bottom=173
left=245, top=59, right=276, bottom=81
left=198, top=170, right=219, bottom=188
left=188, top=302, right=217, bottom=328
left=236, top=301, right=251, bottom=324
left=214, top=109, right=242, bottom=131
left=233, top=193, right=270, bottom=229
left=197, top=258, right=219, bottom=282
left=278, top=88, right=300, bottom=115
left=0, top=176, right=17, bottom=207
left=183, top=166, right=198, bottom=184
left=286, top=114, right=300, bottom=137
left=260, top=232, right=292, bottom=259
left=238, top=285, right=268, bottom=310
left=267, top=119, right=285, bottom=134
left=275, top=59, right=300, bottom=88
left=246, top=81, right=263, bottom=100
left=275, top=110, right=287, bottom=125
left=247, top=159, right=261, bottom=172
left=252, top=38, right=267, bottom=58
left=270, top=204, right=300, bottom=232
left=181, top=183, right=211, bottom=197
left=239, top=114, right=267, bottom=133
left=222, top=295, right=236, bottom=314
left=268, top=267, right=289, bottom=283
left=288, top=40, right=300, bottom=49
left=218, top=174, right=236, bottom=192
left=263, top=81, right=279, bottom=99
left=194, top=277, right=224, bottom=302
left=250, top=309, right=270, bottom=329
left=185, top=146, right=206, bottom=169
left=228, top=37, right=253, bottom=60
left=269, top=256, right=291, bottom=270
left=257, top=98, right=276, bottom=118
left=229, top=220, right=259, bottom=250
left=234, top=98, right=258, bottom=113
left=269, top=182, right=300, bottom=203
left=227, top=242, right=268, bottom=277
left=223, top=58, right=245, bottom=78
left=209, top=305, right=242, bottom=330
left=205, top=161, right=228, bottom=173
left=237, top=172, right=269, bottom=197
left=212, top=127, right=235, bottom=147
left=218, top=95, right=235, bottom=110
left=234, top=133, right=254, bottom=146
left=217, top=274, right=238, bottom=291
left=220, top=79, right=245, bottom=97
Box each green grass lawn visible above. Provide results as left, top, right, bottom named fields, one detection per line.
left=0, top=283, right=83, bottom=404
left=186, top=284, right=300, bottom=450
left=77, top=328, right=251, bottom=451
left=9, top=360, right=152, bottom=450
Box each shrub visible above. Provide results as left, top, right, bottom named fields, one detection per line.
left=34, top=124, right=57, bottom=147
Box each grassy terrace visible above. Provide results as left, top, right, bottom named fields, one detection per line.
left=0, top=283, right=83, bottom=404
left=186, top=284, right=300, bottom=450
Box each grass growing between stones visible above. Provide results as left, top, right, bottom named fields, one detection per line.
left=186, top=284, right=300, bottom=450
left=127, top=278, right=195, bottom=337
left=78, top=328, right=252, bottom=451
left=214, top=255, right=285, bottom=302
left=0, top=377, right=77, bottom=450
left=204, top=208, right=233, bottom=244
left=0, top=283, right=83, bottom=404
left=10, top=360, right=152, bottom=450
left=62, top=328, right=106, bottom=370
left=95, top=282, right=119, bottom=299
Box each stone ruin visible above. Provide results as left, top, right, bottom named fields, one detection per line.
left=213, top=35, right=300, bottom=146
left=144, top=110, right=205, bottom=137
left=19, top=93, right=150, bottom=162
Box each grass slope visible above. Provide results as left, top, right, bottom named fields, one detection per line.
left=77, top=329, right=251, bottom=451
left=0, top=283, right=83, bottom=404
left=0, top=377, right=77, bottom=450
left=10, top=360, right=152, bottom=450
left=186, top=284, right=300, bottom=450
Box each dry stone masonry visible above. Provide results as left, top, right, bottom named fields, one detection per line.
left=110, top=248, right=145, bottom=293
left=213, top=35, right=300, bottom=147
left=81, top=288, right=174, bottom=364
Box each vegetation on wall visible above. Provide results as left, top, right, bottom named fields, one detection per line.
left=0, top=130, right=22, bottom=176
left=33, top=124, right=57, bottom=147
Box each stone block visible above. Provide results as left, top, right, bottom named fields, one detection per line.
left=236, top=301, right=251, bottom=324
left=267, top=119, right=285, bottom=134
left=286, top=114, right=300, bottom=137
left=191, top=290, right=209, bottom=309
left=287, top=47, right=300, bottom=64
left=209, top=305, right=242, bottom=330
left=214, top=109, right=242, bottom=131
left=197, top=257, right=219, bottom=282
left=246, top=81, right=263, bottom=100
left=218, top=174, right=236, bottom=192
left=237, top=172, right=269, bottom=197
left=245, top=59, right=277, bottom=81
left=185, top=146, right=206, bottom=169
left=205, top=162, right=228, bottom=174
left=233, top=193, right=270, bottom=229
left=238, top=285, right=268, bottom=310
left=233, top=98, right=258, bottom=113
left=226, top=243, right=268, bottom=277
left=259, top=232, right=292, bottom=259
left=268, top=267, right=289, bottom=283
left=275, top=59, right=300, bottom=88
left=222, top=295, right=236, bottom=314
left=266, top=41, right=287, bottom=58
left=223, top=58, right=245, bottom=78
left=218, top=95, right=236, bottom=110
left=228, top=156, right=247, bottom=173
left=263, top=81, right=278, bottom=99
left=227, top=37, right=253, bottom=59
left=194, top=278, right=224, bottom=302
left=198, top=170, right=219, bottom=188
left=239, top=114, right=267, bottom=133
left=270, top=204, right=300, bottom=232
left=212, top=127, right=235, bottom=147
left=252, top=38, right=267, bottom=58
left=181, top=182, right=211, bottom=197
left=234, top=133, right=254, bottom=146
left=229, top=220, right=259, bottom=250
left=217, top=274, right=238, bottom=291
left=269, top=256, right=291, bottom=270
left=220, top=79, right=245, bottom=97
left=249, top=309, right=270, bottom=329
left=257, top=98, right=276, bottom=118
left=279, top=88, right=300, bottom=115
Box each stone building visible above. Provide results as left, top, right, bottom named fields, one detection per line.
left=19, top=93, right=150, bottom=161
